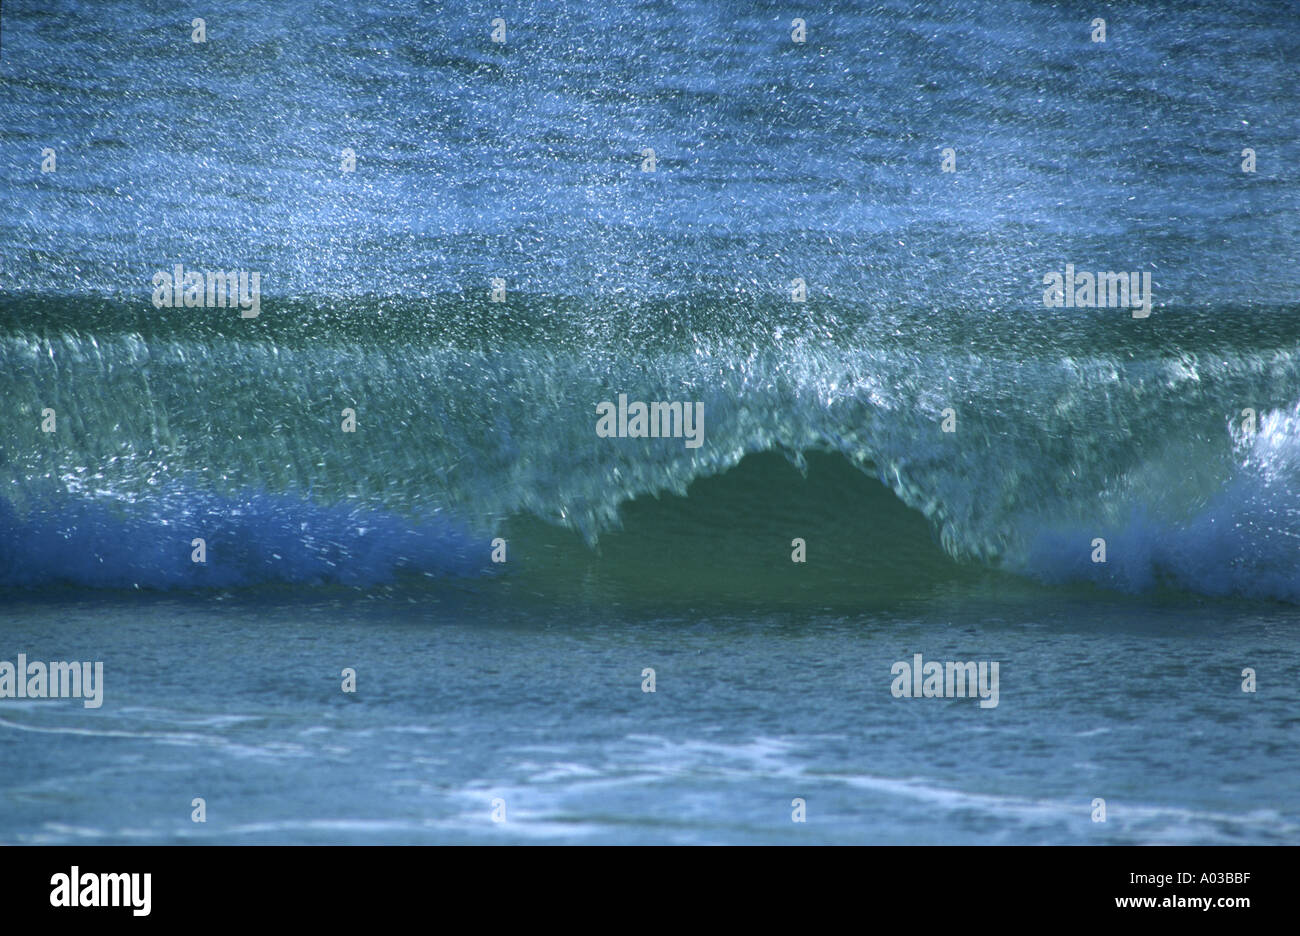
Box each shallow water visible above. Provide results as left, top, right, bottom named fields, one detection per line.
left=2, top=582, right=1297, bottom=844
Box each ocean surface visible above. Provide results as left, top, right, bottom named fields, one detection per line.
left=0, top=0, right=1297, bottom=844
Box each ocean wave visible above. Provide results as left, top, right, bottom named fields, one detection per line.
left=0, top=485, right=487, bottom=590
left=3, top=298, right=1300, bottom=601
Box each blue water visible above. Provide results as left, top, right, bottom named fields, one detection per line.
left=0, top=0, right=1298, bottom=843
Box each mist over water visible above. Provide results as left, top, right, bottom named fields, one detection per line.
left=3, top=0, right=1298, bottom=599
left=3, top=0, right=1299, bottom=599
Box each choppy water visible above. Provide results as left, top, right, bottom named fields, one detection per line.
left=0, top=0, right=1297, bottom=844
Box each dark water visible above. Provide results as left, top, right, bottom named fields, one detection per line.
left=0, top=0, right=1297, bottom=843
